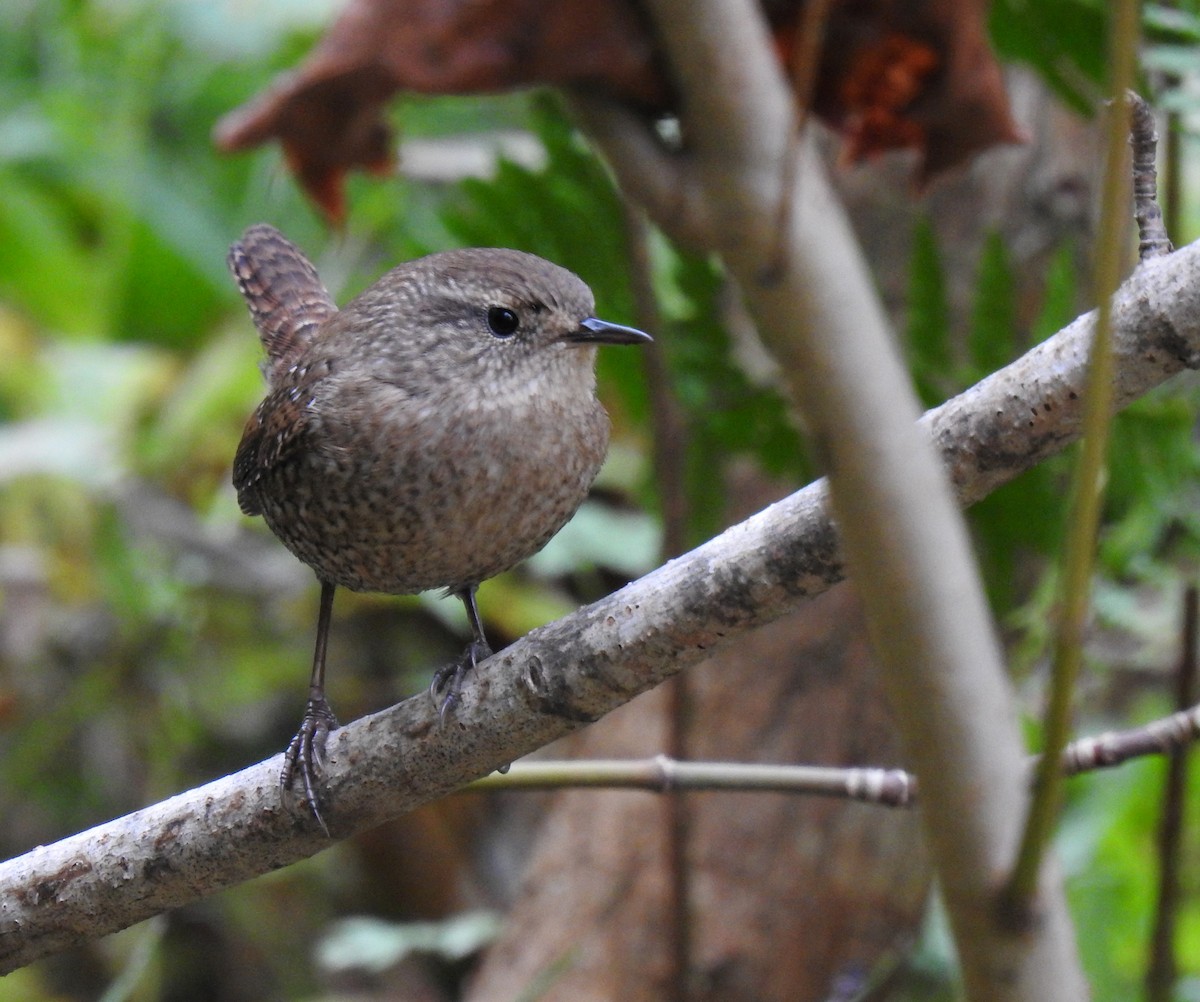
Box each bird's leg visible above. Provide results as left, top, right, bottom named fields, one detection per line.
left=282, top=579, right=339, bottom=834
left=430, top=585, right=492, bottom=723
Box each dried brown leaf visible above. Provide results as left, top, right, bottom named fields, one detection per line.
left=216, top=0, right=1022, bottom=220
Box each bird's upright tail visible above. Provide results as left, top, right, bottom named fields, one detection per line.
left=228, top=224, right=337, bottom=380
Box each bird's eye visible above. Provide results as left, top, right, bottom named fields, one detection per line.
left=487, top=306, right=520, bottom=338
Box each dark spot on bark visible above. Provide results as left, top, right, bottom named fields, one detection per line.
left=22, top=857, right=93, bottom=905
left=524, top=654, right=546, bottom=693
left=1163, top=330, right=1200, bottom=369
left=143, top=856, right=173, bottom=881
left=760, top=520, right=844, bottom=598
left=154, top=815, right=189, bottom=851
left=523, top=653, right=601, bottom=723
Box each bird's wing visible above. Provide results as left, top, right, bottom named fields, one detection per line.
left=228, top=224, right=337, bottom=377
left=232, top=381, right=318, bottom=516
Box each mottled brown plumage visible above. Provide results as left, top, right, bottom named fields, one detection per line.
left=229, top=224, right=649, bottom=829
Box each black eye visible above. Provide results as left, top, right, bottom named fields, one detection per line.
left=487, top=306, right=520, bottom=338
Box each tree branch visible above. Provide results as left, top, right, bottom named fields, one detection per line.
left=3, top=232, right=1200, bottom=973
left=567, top=95, right=714, bottom=251
left=619, top=3, right=1081, bottom=997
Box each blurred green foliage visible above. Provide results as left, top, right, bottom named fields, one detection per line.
left=991, top=0, right=1200, bottom=114
left=1, top=0, right=1200, bottom=999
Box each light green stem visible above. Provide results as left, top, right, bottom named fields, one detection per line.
left=1005, top=0, right=1140, bottom=909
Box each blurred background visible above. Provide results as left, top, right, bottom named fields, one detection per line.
left=4, top=1, right=1200, bottom=999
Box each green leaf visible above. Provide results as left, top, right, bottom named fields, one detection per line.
left=989, top=0, right=1107, bottom=115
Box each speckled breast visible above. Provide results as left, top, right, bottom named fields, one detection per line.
left=256, top=393, right=611, bottom=596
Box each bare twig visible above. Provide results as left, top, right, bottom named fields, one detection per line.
left=623, top=206, right=689, bottom=558
left=3, top=240, right=1200, bottom=974
left=468, top=758, right=919, bottom=806
left=1059, top=700, right=1200, bottom=775
left=468, top=696, right=1200, bottom=807
left=621, top=203, right=693, bottom=1002
left=1128, top=91, right=1173, bottom=260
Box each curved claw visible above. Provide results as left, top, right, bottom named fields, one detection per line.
left=429, top=637, right=492, bottom=725
left=280, top=697, right=339, bottom=835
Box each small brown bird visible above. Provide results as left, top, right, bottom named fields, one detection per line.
left=229, top=224, right=649, bottom=828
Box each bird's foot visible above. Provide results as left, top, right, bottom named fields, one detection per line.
left=429, top=637, right=492, bottom=724
left=281, top=695, right=339, bottom=835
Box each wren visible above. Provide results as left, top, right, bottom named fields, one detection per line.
left=229, top=224, right=649, bottom=830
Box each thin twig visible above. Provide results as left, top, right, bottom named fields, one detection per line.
left=1128, top=91, right=1173, bottom=260
left=1060, top=703, right=1200, bottom=775
left=620, top=203, right=692, bottom=1002
left=467, top=699, right=1200, bottom=808
left=624, top=206, right=689, bottom=558
left=1145, top=586, right=1198, bottom=1002
left=467, top=757, right=918, bottom=806
left=764, top=0, right=835, bottom=281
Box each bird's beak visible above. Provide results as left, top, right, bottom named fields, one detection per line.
left=566, top=317, right=653, bottom=345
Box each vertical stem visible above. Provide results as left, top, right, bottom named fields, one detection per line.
left=640, top=2, right=1088, bottom=997
left=623, top=203, right=692, bottom=1000
left=1163, top=62, right=1183, bottom=246
left=662, top=676, right=691, bottom=1002
left=1145, top=587, right=1199, bottom=1002
left=766, top=0, right=835, bottom=276
left=1004, top=0, right=1139, bottom=909
left=625, top=205, right=690, bottom=558
left=1128, top=92, right=1172, bottom=259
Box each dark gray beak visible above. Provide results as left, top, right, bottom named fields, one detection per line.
left=567, top=316, right=652, bottom=345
